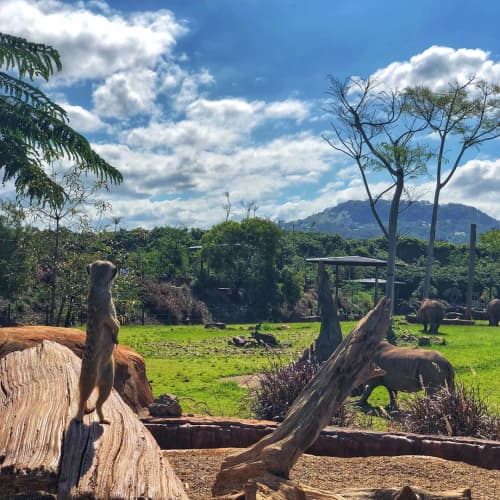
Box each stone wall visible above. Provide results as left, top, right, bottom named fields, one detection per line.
left=143, top=415, right=500, bottom=470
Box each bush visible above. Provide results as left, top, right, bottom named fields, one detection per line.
left=143, top=280, right=211, bottom=324
left=249, top=357, right=356, bottom=426
left=400, top=383, right=499, bottom=440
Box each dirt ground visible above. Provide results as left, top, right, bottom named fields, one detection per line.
left=165, top=448, right=500, bottom=499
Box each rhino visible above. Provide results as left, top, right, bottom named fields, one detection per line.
left=417, top=299, right=445, bottom=334
left=357, top=342, right=455, bottom=409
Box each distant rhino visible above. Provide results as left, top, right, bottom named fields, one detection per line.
left=417, top=299, right=445, bottom=334
left=486, top=298, right=500, bottom=326
left=357, top=342, right=455, bottom=409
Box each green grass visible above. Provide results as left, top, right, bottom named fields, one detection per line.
left=119, top=318, right=500, bottom=418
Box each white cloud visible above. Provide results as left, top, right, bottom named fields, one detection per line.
left=93, top=69, right=158, bottom=118
left=0, top=0, right=187, bottom=83
left=372, top=46, right=500, bottom=91
left=62, top=102, right=105, bottom=132
left=264, top=100, right=310, bottom=122
left=439, top=159, right=500, bottom=219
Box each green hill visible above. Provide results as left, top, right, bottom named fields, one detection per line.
left=281, top=200, right=500, bottom=243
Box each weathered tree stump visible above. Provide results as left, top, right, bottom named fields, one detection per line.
left=0, top=325, right=153, bottom=413
left=0, top=340, right=188, bottom=499
left=212, top=298, right=470, bottom=500
left=301, top=262, right=342, bottom=364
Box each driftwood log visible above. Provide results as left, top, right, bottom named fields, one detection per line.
left=212, top=298, right=470, bottom=500
left=0, top=340, right=188, bottom=499
left=0, top=325, right=153, bottom=413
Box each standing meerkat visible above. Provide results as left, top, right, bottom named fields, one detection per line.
left=76, top=259, right=120, bottom=424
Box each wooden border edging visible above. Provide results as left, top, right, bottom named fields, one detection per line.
left=143, top=416, right=500, bottom=470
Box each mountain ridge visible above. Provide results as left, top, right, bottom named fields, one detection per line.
left=281, top=200, right=500, bottom=243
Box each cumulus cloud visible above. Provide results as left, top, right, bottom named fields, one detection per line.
left=93, top=69, right=158, bottom=118
left=372, top=46, right=500, bottom=91
left=439, top=159, right=500, bottom=218
left=0, top=0, right=187, bottom=83
left=123, top=96, right=313, bottom=154
left=62, top=102, right=105, bottom=132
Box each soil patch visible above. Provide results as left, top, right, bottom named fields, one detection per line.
left=165, top=448, right=500, bottom=500
left=218, top=373, right=261, bottom=388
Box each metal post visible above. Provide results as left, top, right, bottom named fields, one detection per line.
left=465, top=223, right=476, bottom=320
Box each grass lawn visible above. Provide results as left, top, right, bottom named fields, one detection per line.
left=119, top=318, right=500, bottom=419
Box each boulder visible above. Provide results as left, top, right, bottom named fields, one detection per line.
left=0, top=325, right=153, bottom=413
left=149, top=393, right=182, bottom=417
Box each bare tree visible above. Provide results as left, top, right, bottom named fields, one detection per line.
left=323, top=77, right=429, bottom=316
left=223, top=191, right=232, bottom=221
left=111, top=216, right=122, bottom=234
left=241, top=199, right=259, bottom=219
left=405, top=77, right=500, bottom=299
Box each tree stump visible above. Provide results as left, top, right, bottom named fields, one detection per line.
left=212, top=298, right=470, bottom=500
left=0, top=325, right=153, bottom=413
left=0, top=340, right=188, bottom=499
left=301, top=262, right=342, bottom=364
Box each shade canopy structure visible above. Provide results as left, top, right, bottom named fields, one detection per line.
left=306, top=256, right=389, bottom=305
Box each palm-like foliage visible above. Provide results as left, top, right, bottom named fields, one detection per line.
left=0, top=32, right=122, bottom=205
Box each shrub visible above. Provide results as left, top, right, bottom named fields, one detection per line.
left=143, top=280, right=211, bottom=324
left=249, top=357, right=356, bottom=426
left=400, top=383, right=499, bottom=440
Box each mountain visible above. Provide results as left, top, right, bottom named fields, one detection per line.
left=281, top=200, right=500, bottom=243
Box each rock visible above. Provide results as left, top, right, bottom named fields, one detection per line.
left=205, top=321, right=226, bottom=329
left=149, top=393, right=182, bottom=417
left=418, top=336, right=431, bottom=346
left=0, top=325, right=153, bottom=414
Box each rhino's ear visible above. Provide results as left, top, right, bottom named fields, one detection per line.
left=112, top=264, right=118, bottom=278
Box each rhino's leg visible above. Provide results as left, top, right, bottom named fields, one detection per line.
left=388, top=389, right=398, bottom=410
left=422, top=321, right=428, bottom=332
left=358, top=380, right=376, bottom=406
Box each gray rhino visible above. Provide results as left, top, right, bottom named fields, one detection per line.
left=357, top=342, right=455, bottom=409
left=417, top=299, right=445, bottom=334
left=486, top=298, right=500, bottom=326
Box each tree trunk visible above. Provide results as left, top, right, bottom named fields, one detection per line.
left=384, top=174, right=403, bottom=312
left=0, top=340, right=187, bottom=499
left=301, top=262, right=342, bottom=364
left=212, top=298, right=392, bottom=497
left=423, top=187, right=441, bottom=299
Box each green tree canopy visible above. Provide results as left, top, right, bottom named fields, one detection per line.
left=0, top=32, right=122, bottom=205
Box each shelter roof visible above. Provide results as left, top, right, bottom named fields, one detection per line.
left=306, top=255, right=387, bottom=267
left=352, top=278, right=405, bottom=285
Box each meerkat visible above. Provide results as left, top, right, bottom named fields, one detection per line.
left=76, top=259, right=120, bottom=424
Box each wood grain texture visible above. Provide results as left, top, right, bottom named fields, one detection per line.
left=0, top=325, right=154, bottom=412
left=0, top=340, right=187, bottom=499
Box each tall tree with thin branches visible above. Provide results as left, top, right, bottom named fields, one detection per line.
left=405, top=77, right=500, bottom=299
left=324, top=77, right=429, bottom=319
left=0, top=32, right=122, bottom=205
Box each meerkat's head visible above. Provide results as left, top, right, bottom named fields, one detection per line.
left=87, top=260, right=118, bottom=287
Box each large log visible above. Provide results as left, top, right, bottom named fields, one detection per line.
left=212, top=299, right=471, bottom=499
left=0, top=340, right=188, bottom=499
left=0, top=325, right=153, bottom=413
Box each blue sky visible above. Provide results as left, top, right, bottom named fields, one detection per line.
left=2, top=0, right=500, bottom=229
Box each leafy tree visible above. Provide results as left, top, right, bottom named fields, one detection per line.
left=200, top=218, right=284, bottom=321
left=404, top=78, right=500, bottom=298
left=0, top=32, right=122, bottom=204
left=28, top=165, right=112, bottom=324
left=324, top=77, right=429, bottom=318
left=0, top=203, right=31, bottom=316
